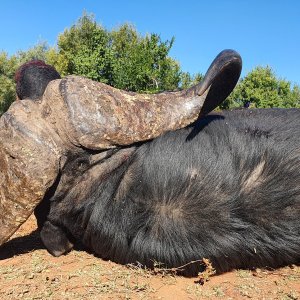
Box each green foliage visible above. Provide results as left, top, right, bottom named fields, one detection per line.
left=0, top=13, right=184, bottom=114
left=56, top=14, right=181, bottom=92
left=221, top=66, right=300, bottom=109
left=57, top=14, right=110, bottom=80
left=16, top=42, right=49, bottom=63
left=180, top=72, right=203, bottom=90
left=0, top=52, right=18, bottom=114
left=1, top=12, right=300, bottom=116
left=110, top=25, right=181, bottom=92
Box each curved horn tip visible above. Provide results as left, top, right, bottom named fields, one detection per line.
left=191, top=49, right=242, bottom=116
left=216, top=49, right=242, bottom=63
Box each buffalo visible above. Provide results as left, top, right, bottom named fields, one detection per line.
left=0, top=50, right=299, bottom=276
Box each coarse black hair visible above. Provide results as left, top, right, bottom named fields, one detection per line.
left=15, top=60, right=61, bottom=100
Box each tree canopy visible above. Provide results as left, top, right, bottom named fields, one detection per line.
left=0, top=52, right=18, bottom=114
left=220, top=66, right=300, bottom=109
left=0, top=13, right=299, bottom=116
left=52, top=14, right=182, bottom=93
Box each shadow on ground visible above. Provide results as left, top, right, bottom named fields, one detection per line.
left=0, top=230, right=43, bottom=260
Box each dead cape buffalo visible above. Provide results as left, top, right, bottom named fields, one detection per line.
left=0, top=50, right=299, bottom=276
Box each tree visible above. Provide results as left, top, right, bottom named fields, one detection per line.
left=180, top=72, right=203, bottom=90
left=2, top=12, right=299, bottom=116
left=0, top=52, right=18, bottom=114
left=109, top=25, right=181, bottom=92
left=221, top=66, right=300, bottom=109
left=56, top=14, right=182, bottom=92
left=57, top=14, right=110, bottom=81
left=0, top=13, right=185, bottom=115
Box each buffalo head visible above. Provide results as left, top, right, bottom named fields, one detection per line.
left=0, top=50, right=242, bottom=246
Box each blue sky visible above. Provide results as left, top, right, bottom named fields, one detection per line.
left=1, top=0, right=300, bottom=85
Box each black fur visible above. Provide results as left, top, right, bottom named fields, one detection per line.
left=39, top=108, right=300, bottom=275
left=15, top=60, right=61, bottom=100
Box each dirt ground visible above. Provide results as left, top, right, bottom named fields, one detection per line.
left=0, top=215, right=299, bottom=300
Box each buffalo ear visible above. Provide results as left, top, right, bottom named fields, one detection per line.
left=187, top=49, right=242, bottom=117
